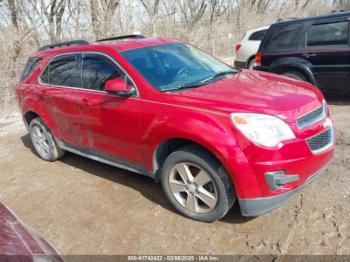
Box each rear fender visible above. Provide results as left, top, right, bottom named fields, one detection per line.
left=269, top=57, right=317, bottom=85
left=20, top=93, right=57, bottom=132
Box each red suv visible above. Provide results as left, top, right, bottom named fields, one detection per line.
left=16, top=35, right=335, bottom=222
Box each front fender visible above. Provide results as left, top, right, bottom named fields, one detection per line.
left=139, top=106, right=258, bottom=197
left=143, top=110, right=237, bottom=161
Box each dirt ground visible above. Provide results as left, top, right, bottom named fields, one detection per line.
left=0, top=93, right=349, bottom=256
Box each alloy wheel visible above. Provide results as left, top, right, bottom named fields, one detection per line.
left=30, top=125, right=50, bottom=158
left=168, top=162, right=218, bottom=214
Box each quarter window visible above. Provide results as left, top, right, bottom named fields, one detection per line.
left=20, top=57, right=42, bottom=81
left=307, top=21, right=349, bottom=46
left=249, top=29, right=267, bottom=41
left=82, top=54, right=122, bottom=91
left=264, top=23, right=304, bottom=51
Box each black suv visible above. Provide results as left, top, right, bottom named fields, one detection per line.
left=255, top=11, right=350, bottom=91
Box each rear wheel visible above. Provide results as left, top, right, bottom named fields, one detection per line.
left=282, top=71, right=308, bottom=82
left=247, top=58, right=256, bottom=69
left=29, top=118, right=65, bottom=161
left=160, top=145, right=236, bottom=222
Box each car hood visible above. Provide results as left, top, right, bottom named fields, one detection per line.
left=170, top=70, right=324, bottom=123
left=0, top=202, right=62, bottom=259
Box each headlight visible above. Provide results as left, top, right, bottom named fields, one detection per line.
left=230, top=113, right=295, bottom=147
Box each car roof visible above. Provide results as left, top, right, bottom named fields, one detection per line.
left=245, top=25, right=270, bottom=35
left=273, top=11, right=350, bottom=27
left=33, top=37, right=181, bottom=57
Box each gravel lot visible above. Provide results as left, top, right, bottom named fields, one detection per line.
left=0, top=93, right=349, bottom=256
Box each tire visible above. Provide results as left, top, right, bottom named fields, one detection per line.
left=282, top=71, right=308, bottom=82
left=247, top=58, right=256, bottom=69
left=29, top=118, right=65, bottom=161
left=160, top=145, right=236, bottom=222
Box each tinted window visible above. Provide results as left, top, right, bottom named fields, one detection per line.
left=249, top=29, right=267, bottom=41
left=82, top=54, right=122, bottom=91
left=264, top=23, right=304, bottom=51
left=307, top=21, right=349, bottom=46
left=20, top=57, right=41, bottom=81
left=122, top=43, right=235, bottom=91
left=41, top=54, right=81, bottom=88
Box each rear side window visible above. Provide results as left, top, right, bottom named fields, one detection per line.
left=249, top=29, right=267, bottom=41
left=263, top=23, right=304, bottom=51
left=20, top=57, right=41, bottom=81
left=306, top=21, right=349, bottom=46
left=82, top=54, right=122, bottom=91
left=40, top=54, right=81, bottom=88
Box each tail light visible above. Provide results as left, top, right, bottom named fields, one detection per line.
left=255, top=52, right=262, bottom=66
left=235, top=44, right=241, bottom=52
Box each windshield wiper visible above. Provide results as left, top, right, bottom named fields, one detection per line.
left=164, top=82, right=207, bottom=92
left=199, top=70, right=236, bottom=84
left=163, top=70, right=237, bottom=92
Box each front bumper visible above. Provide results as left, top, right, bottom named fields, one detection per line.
left=238, top=161, right=330, bottom=216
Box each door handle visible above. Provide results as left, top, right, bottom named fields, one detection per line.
left=80, top=98, right=90, bottom=108
left=302, top=53, right=317, bottom=58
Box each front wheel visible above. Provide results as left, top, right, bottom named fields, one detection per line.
left=160, top=145, right=236, bottom=222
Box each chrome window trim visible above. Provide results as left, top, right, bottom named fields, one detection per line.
left=296, top=100, right=327, bottom=129
left=37, top=51, right=139, bottom=96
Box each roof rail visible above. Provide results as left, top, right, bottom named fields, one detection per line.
left=276, top=17, right=297, bottom=22
left=330, top=9, right=350, bottom=14
left=37, top=40, right=90, bottom=52
left=96, top=34, right=146, bottom=42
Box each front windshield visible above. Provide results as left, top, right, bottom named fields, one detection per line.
left=121, top=43, right=238, bottom=91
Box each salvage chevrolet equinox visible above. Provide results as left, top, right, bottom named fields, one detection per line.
left=16, top=35, right=335, bottom=222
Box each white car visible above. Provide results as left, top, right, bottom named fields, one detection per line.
left=234, top=25, right=270, bottom=69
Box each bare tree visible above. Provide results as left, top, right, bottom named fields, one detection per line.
left=333, top=0, right=350, bottom=9
left=90, top=0, right=120, bottom=39
left=138, top=0, right=176, bottom=36
left=40, top=0, right=67, bottom=42
left=177, top=0, right=207, bottom=32
left=139, top=0, right=160, bottom=35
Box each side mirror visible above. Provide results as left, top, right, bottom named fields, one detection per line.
left=105, top=78, right=136, bottom=97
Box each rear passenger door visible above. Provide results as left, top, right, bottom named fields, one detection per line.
left=78, top=53, right=143, bottom=166
left=39, top=53, right=87, bottom=146
left=303, top=19, right=350, bottom=90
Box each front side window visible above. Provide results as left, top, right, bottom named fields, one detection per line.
left=121, top=43, right=237, bottom=91
left=264, top=23, right=304, bottom=51
left=306, top=21, right=349, bottom=46
left=82, top=54, right=122, bottom=91
left=40, top=54, right=81, bottom=88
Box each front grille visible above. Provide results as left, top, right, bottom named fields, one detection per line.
left=297, top=103, right=326, bottom=129
left=306, top=128, right=333, bottom=153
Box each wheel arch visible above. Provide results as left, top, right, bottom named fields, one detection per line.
left=269, top=62, right=317, bottom=85
left=152, top=136, right=237, bottom=188
left=22, top=108, right=56, bottom=131
left=245, top=55, right=256, bottom=68
left=23, top=111, right=40, bottom=129
left=153, top=138, right=218, bottom=172
left=20, top=96, right=57, bottom=132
